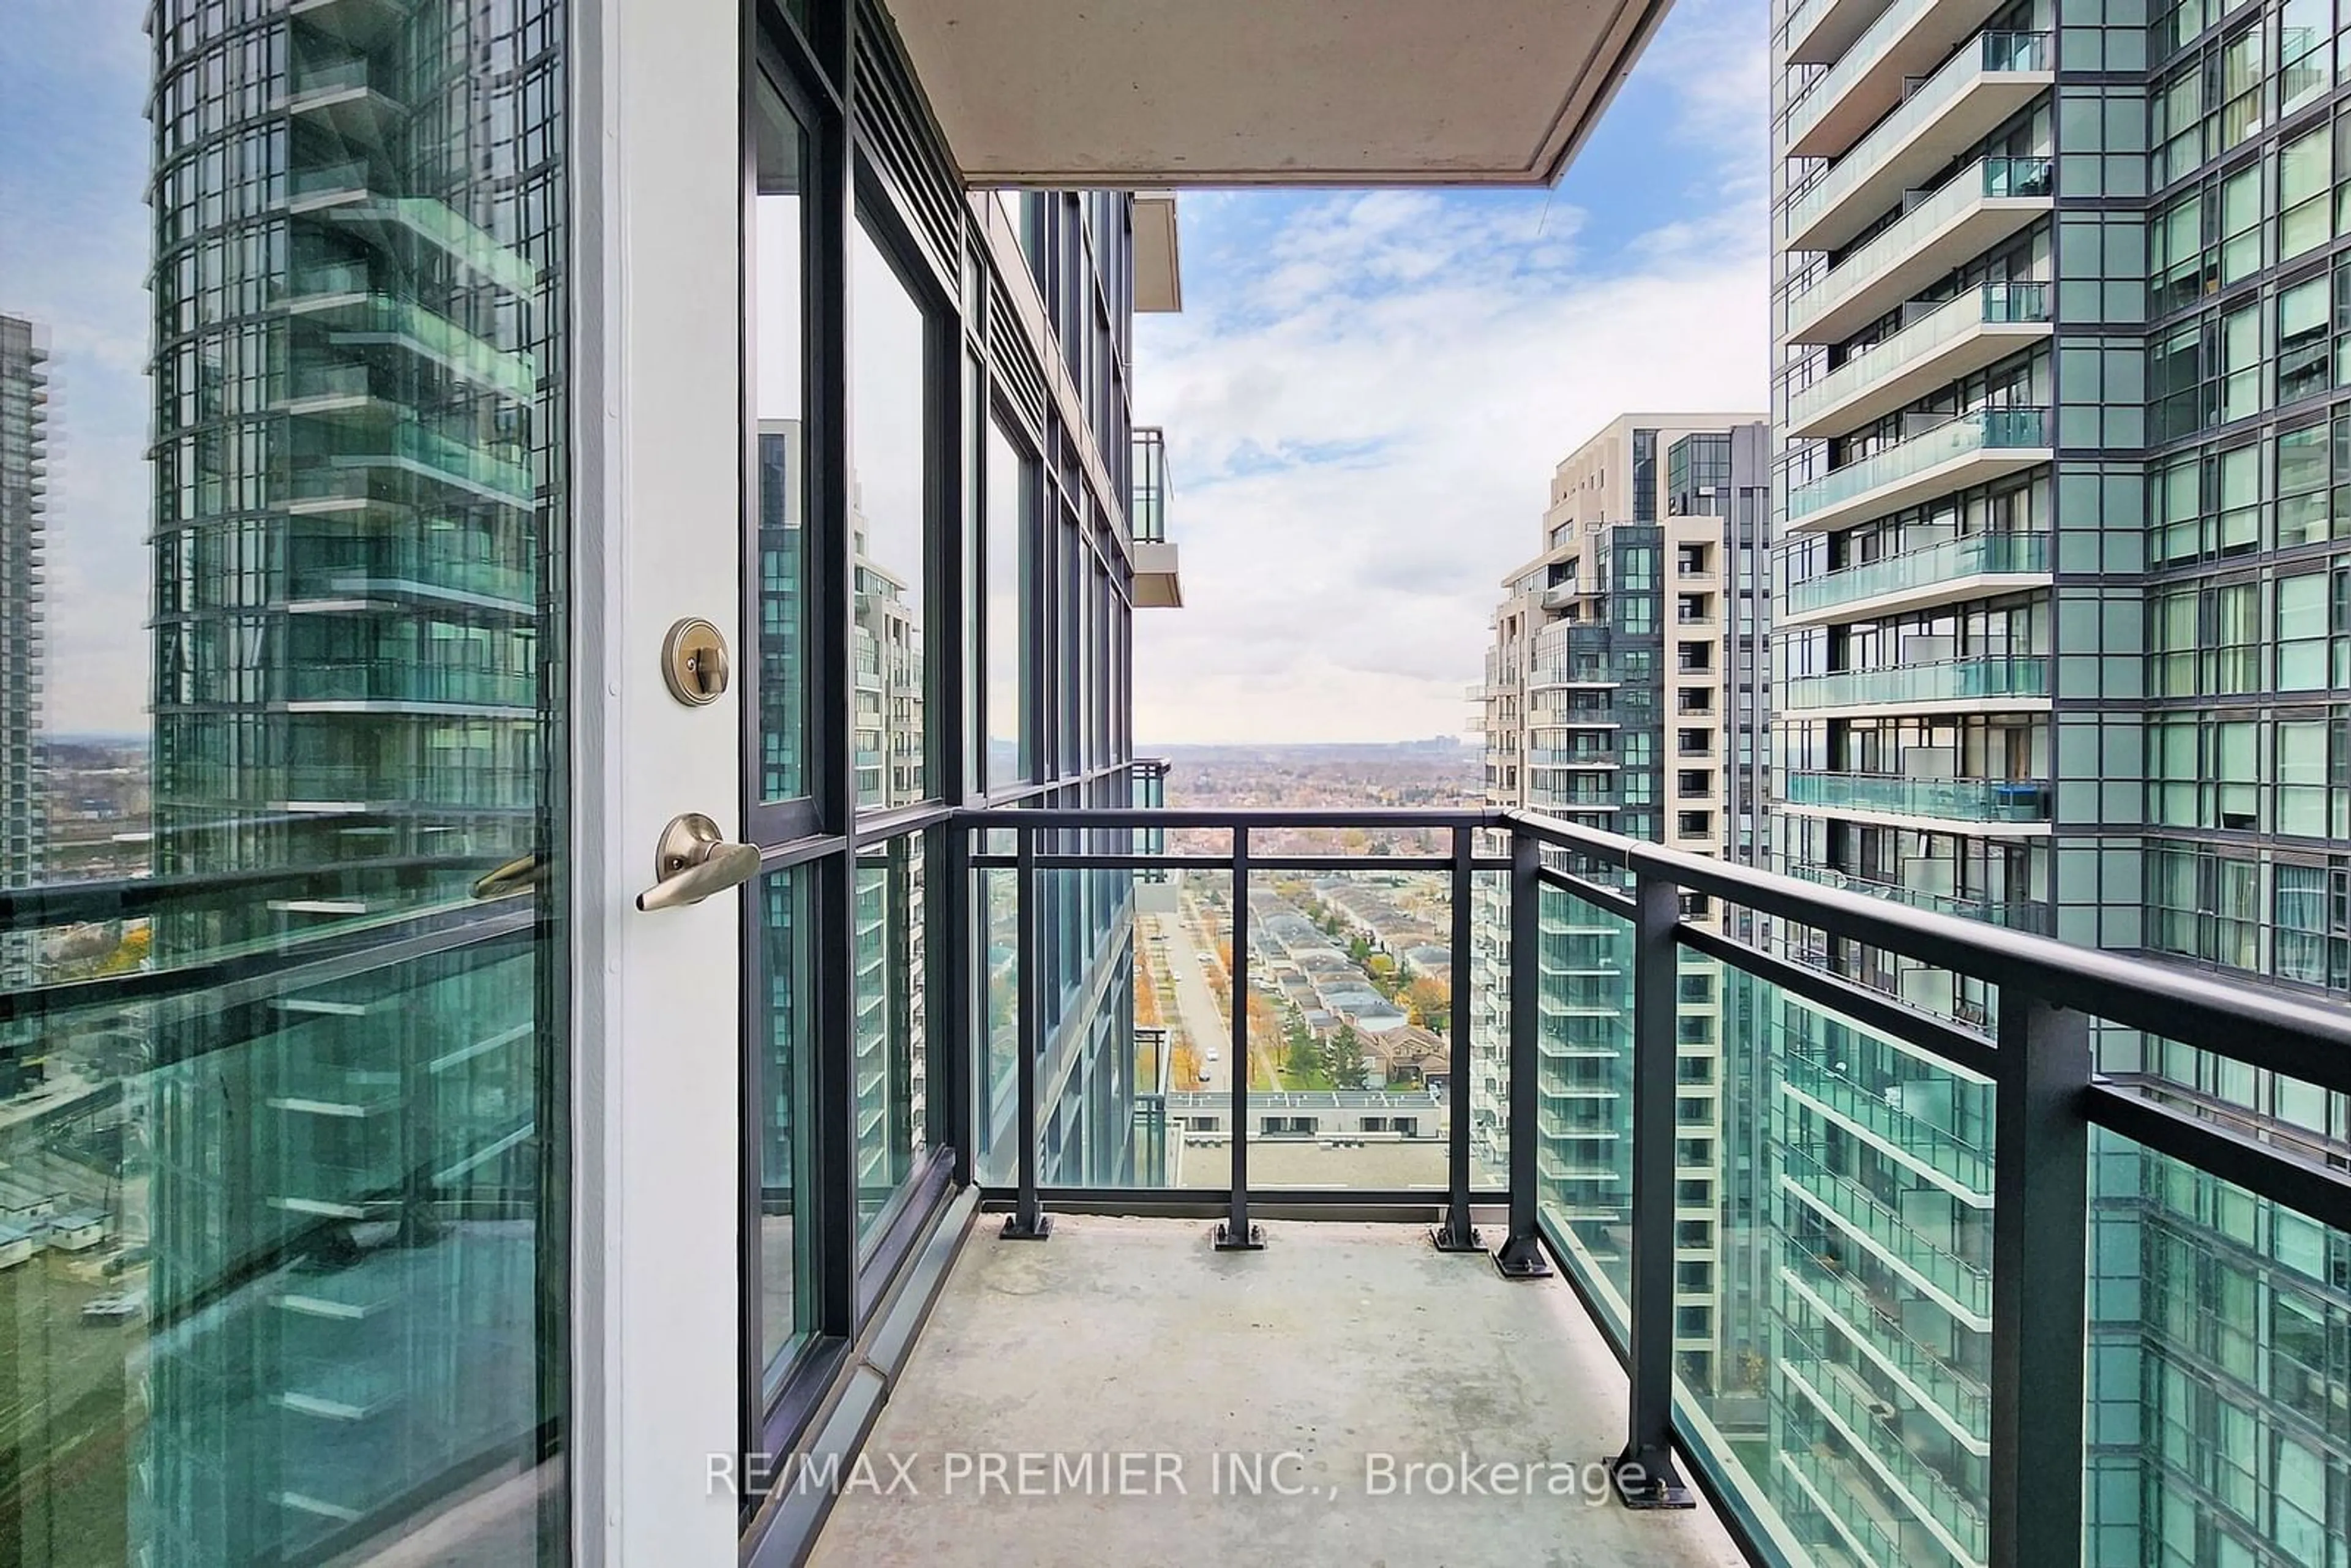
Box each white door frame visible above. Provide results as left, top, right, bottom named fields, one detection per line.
left=572, top=0, right=746, bottom=1559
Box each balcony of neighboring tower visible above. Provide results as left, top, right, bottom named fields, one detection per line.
left=1783, top=407, right=2051, bottom=536
left=283, top=56, right=408, bottom=144
left=1787, top=283, right=2051, bottom=440
left=1779, top=529, right=2050, bottom=628
left=1783, top=159, right=2052, bottom=347
left=1782, top=653, right=2051, bottom=718
left=1779, top=768, right=2053, bottom=833
left=1782, top=0, right=2015, bottom=160
left=1782, top=32, right=2051, bottom=255
left=1129, top=426, right=1182, bottom=609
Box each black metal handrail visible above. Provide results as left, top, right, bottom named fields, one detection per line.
left=961, top=803, right=2351, bottom=1567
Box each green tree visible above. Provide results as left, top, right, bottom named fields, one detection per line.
left=1324, top=1023, right=1370, bottom=1089
left=1329, top=1025, right=1371, bottom=1090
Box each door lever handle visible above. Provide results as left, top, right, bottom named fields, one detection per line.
left=637, top=812, right=762, bottom=912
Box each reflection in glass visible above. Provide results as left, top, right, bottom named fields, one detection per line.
left=1669, top=964, right=1996, bottom=1567
left=759, top=869, right=811, bottom=1382
left=850, top=225, right=929, bottom=811
left=853, top=835, right=926, bottom=1244
left=1, top=1, right=569, bottom=1560
left=1533, top=883, right=1636, bottom=1326
left=754, top=80, right=809, bottom=803
left=984, top=418, right=1033, bottom=791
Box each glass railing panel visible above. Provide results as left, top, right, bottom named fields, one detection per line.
left=1239, top=866, right=1468, bottom=1191
left=1788, top=407, right=2048, bottom=522
left=1784, top=34, right=2052, bottom=244
left=282, top=662, right=539, bottom=708
left=1786, top=528, right=2048, bottom=615
left=329, top=296, right=541, bottom=401
left=2088, top=1123, right=2348, bottom=1567
left=1783, top=0, right=1937, bottom=148
left=1788, top=865, right=2053, bottom=932
left=851, top=831, right=927, bottom=1247
left=1782, top=769, right=2052, bottom=822
left=1531, top=880, right=1635, bottom=1332
left=288, top=547, right=537, bottom=605
left=1, top=871, right=560, bottom=1558
left=1787, top=283, right=2050, bottom=427
left=289, top=57, right=377, bottom=98
left=1669, top=956, right=1995, bottom=1568
left=976, top=849, right=1235, bottom=1192
left=1783, top=654, right=2052, bottom=710
left=1787, top=158, right=2052, bottom=336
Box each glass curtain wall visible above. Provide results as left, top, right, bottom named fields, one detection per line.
left=0, top=1, right=572, bottom=1561
left=734, top=1, right=1142, bottom=1499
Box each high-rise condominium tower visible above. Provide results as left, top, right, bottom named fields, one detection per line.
left=1771, top=2, right=2348, bottom=1561
left=1475, top=413, right=1771, bottom=1395
left=0, top=315, right=47, bottom=1097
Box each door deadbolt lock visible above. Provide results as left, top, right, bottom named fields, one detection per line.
left=662, top=618, right=730, bottom=705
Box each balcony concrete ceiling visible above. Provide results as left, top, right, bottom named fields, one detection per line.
left=882, top=0, right=1674, bottom=187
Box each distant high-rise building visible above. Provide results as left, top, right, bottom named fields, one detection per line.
left=1474, top=412, right=1769, bottom=1394
left=0, top=314, right=48, bottom=1098
left=1768, top=4, right=2351, bottom=1561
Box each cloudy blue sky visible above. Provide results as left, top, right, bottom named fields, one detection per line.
left=7, top=0, right=1769, bottom=743
left=2, top=0, right=151, bottom=738
left=1130, top=0, right=1771, bottom=745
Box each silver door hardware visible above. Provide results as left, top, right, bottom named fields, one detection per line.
left=637, top=812, right=760, bottom=911
left=661, top=617, right=730, bottom=705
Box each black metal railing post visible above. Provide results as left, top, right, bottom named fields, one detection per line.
left=1000, top=824, right=1049, bottom=1240
left=1612, top=872, right=1693, bottom=1509
left=1433, top=825, right=1481, bottom=1252
left=1989, top=993, right=2089, bottom=1567
left=944, top=819, right=974, bottom=1188
left=1493, top=827, right=1551, bottom=1278
left=1216, top=825, right=1263, bottom=1249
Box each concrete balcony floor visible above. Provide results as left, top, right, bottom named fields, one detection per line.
left=811, top=1216, right=1745, bottom=1567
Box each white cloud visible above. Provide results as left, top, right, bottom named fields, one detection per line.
left=1130, top=0, right=1771, bottom=746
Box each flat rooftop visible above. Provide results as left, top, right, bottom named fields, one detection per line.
left=812, top=1216, right=1745, bottom=1567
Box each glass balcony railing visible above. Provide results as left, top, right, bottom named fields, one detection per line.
left=288, top=550, right=537, bottom=606
left=1783, top=655, right=2050, bottom=710
left=1779, top=1052, right=1995, bottom=1193
left=1780, top=1142, right=1992, bottom=1318
left=1785, top=528, right=2049, bottom=617
left=1786, top=407, right=2049, bottom=525
left=1786, top=283, right=2050, bottom=430
left=380, top=421, right=538, bottom=501
left=1130, top=425, right=1169, bottom=542
left=1783, top=0, right=1941, bottom=149
left=1785, top=158, right=2053, bottom=339
left=1789, top=864, right=2054, bottom=932
left=1783, top=34, right=2052, bottom=246
left=283, top=662, right=539, bottom=708
left=1781, top=1244, right=1992, bottom=1439
left=329, top=298, right=541, bottom=400
left=17, top=799, right=2346, bottom=1568
left=1528, top=746, right=1618, bottom=767
left=276, top=762, right=538, bottom=808
left=1780, top=1324, right=1990, bottom=1559
left=289, top=159, right=370, bottom=201
left=288, top=58, right=381, bottom=100
left=1782, top=770, right=2051, bottom=822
